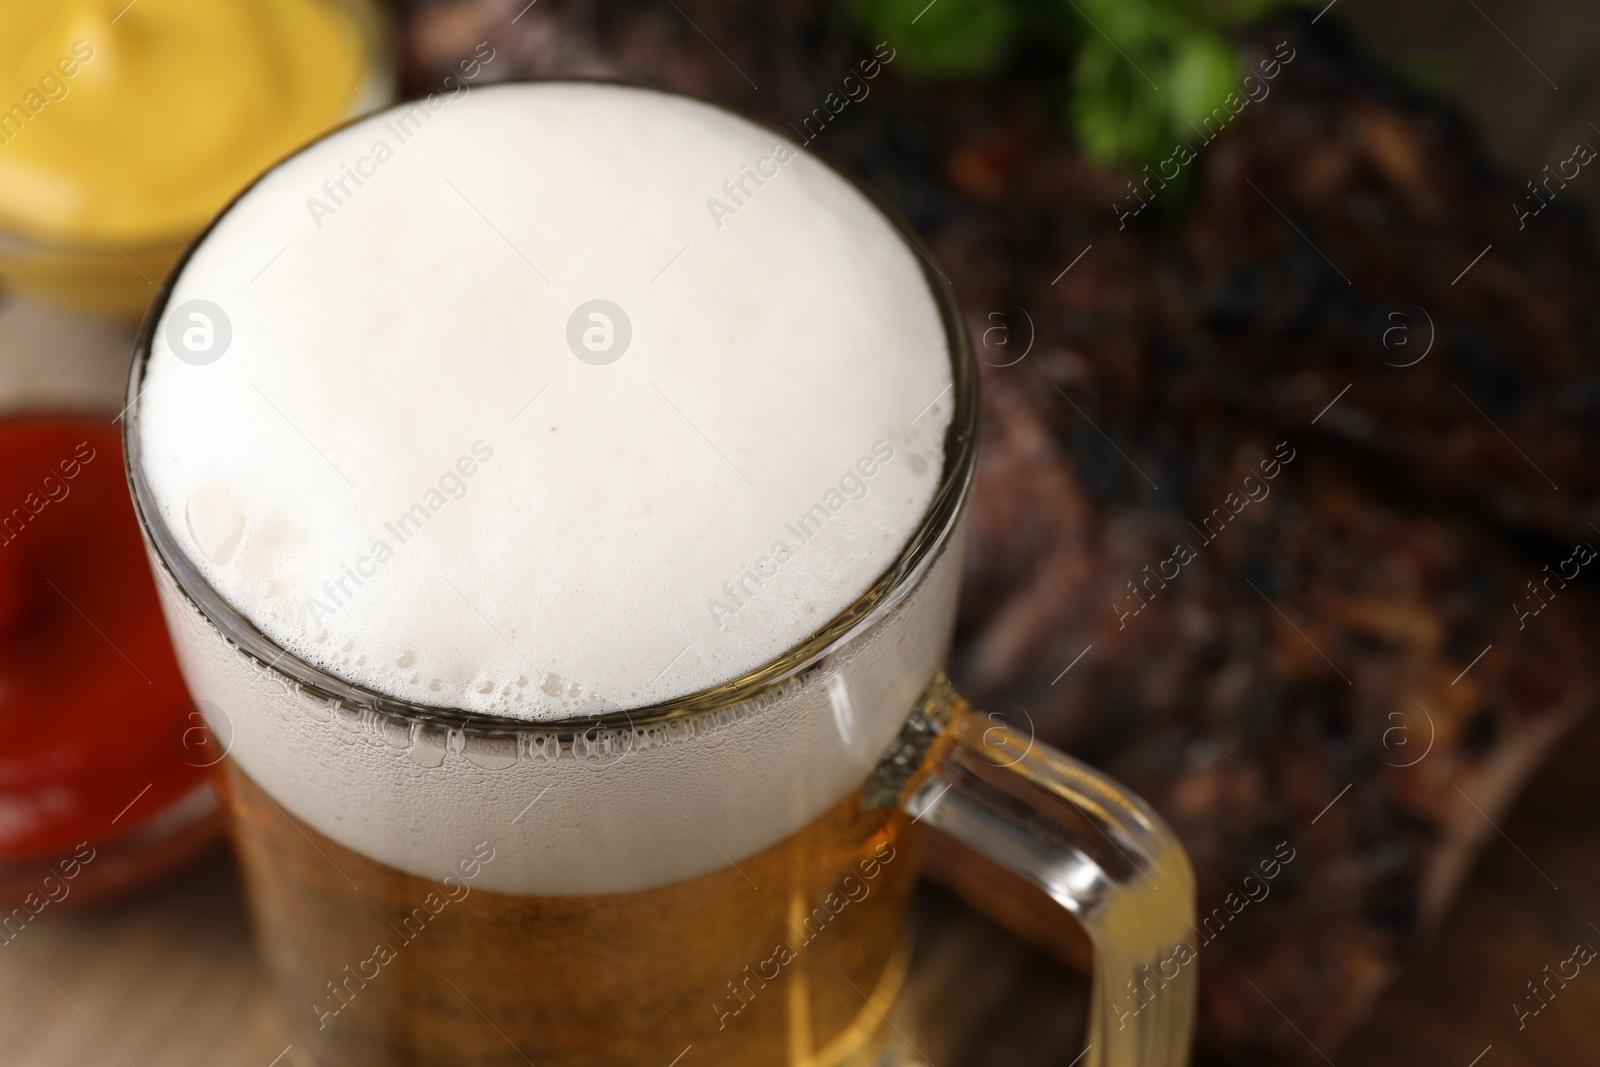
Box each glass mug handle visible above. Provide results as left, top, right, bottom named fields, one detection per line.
left=867, top=678, right=1197, bottom=1067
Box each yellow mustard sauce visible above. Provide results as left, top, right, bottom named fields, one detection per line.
left=0, top=0, right=386, bottom=314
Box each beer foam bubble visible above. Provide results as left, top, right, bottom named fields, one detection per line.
left=137, top=83, right=953, bottom=720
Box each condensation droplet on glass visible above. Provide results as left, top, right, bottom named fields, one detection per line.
left=396, top=650, right=416, bottom=668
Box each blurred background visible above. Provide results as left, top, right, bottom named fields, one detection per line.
left=1, top=0, right=1597, bottom=1064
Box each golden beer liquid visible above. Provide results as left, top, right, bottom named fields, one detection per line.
left=218, top=760, right=920, bottom=1067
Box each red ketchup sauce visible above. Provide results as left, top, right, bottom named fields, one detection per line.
left=0, top=415, right=214, bottom=907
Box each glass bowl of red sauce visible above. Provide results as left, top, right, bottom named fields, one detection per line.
left=0, top=413, right=219, bottom=924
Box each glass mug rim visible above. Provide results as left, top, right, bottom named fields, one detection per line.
left=123, top=78, right=981, bottom=738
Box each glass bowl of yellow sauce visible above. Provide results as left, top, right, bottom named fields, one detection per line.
left=0, top=0, right=394, bottom=317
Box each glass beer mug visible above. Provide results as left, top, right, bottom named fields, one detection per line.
left=124, top=81, right=1196, bottom=1067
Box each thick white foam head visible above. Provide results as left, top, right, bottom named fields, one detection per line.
left=136, top=82, right=962, bottom=896
left=137, top=82, right=953, bottom=720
